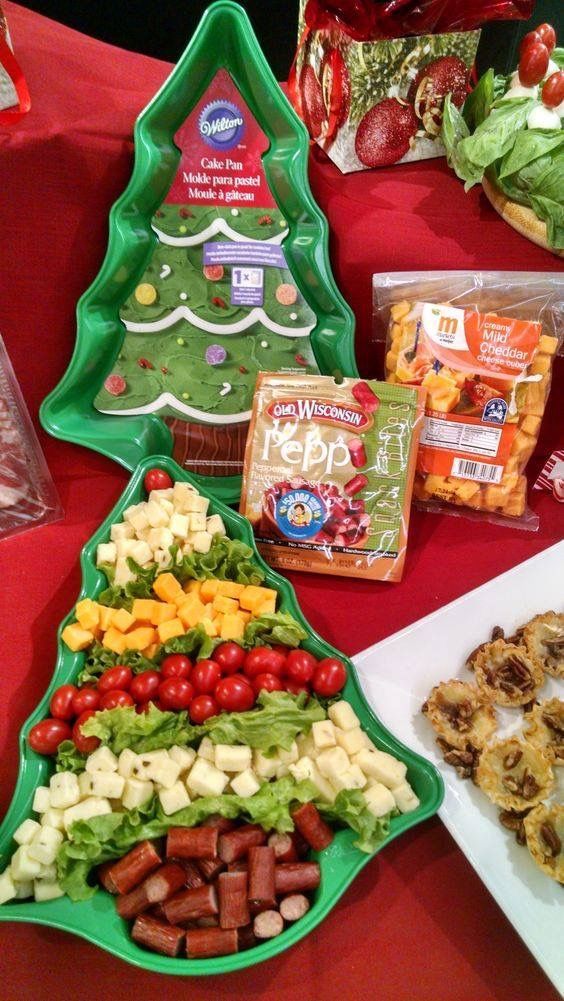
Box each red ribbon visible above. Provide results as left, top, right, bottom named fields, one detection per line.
left=0, top=33, right=31, bottom=125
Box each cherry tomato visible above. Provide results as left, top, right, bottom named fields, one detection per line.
left=28, top=718, right=72, bottom=755
left=536, top=23, right=556, bottom=54
left=71, top=687, right=100, bottom=715
left=158, top=677, right=194, bottom=711
left=49, top=684, right=78, bottom=721
left=136, top=699, right=164, bottom=714
left=99, top=689, right=135, bottom=710
left=98, top=665, right=133, bottom=693
left=212, top=642, right=246, bottom=675
left=272, top=645, right=290, bottom=658
left=252, top=672, right=284, bottom=695
left=72, top=710, right=100, bottom=753
left=214, top=675, right=255, bottom=712
left=312, top=657, right=348, bottom=697
left=160, top=653, right=192, bottom=679
left=144, top=468, right=173, bottom=492
left=519, top=42, right=549, bottom=87
left=189, top=694, right=219, bottom=724
left=191, top=659, right=222, bottom=694
left=285, top=649, right=317, bottom=684
left=243, top=647, right=286, bottom=679
left=519, top=29, right=542, bottom=58
left=129, top=670, right=162, bottom=704
left=542, top=70, right=564, bottom=108
left=285, top=680, right=311, bottom=697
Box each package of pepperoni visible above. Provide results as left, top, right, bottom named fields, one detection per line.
left=0, top=336, right=62, bottom=541
left=374, top=271, right=564, bottom=530
left=240, top=373, right=425, bottom=581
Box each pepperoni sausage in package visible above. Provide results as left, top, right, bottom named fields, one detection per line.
left=373, top=271, right=563, bottom=530
left=240, top=373, right=425, bottom=581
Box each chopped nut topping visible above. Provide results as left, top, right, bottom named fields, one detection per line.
left=503, top=748, right=523, bottom=770
left=540, top=822, right=561, bottom=857
left=501, top=768, right=540, bottom=801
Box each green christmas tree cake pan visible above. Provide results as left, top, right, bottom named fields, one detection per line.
left=40, top=1, right=356, bottom=505
left=0, top=455, right=443, bottom=975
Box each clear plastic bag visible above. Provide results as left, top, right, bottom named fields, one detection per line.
left=0, top=335, right=62, bottom=541
left=372, top=271, right=564, bottom=531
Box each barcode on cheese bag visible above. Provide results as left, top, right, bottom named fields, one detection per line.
left=451, top=458, right=503, bottom=483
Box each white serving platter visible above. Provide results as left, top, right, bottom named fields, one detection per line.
left=354, top=541, right=564, bottom=995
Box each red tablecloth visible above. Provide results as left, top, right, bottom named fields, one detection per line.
left=0, top=4, right=562, bottom=998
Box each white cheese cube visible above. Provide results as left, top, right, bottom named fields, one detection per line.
left=128, top=509, right=150, bottom=534
left=33, top=880, right=65, bottom=902
left=253, top=749, right=280, bottom=780
left=296, top=733, right=317, bottom=759
left=148, top=527, right=174, bottom=551
left=129, top=540, right=153, bottom=566
left=49, top=772, right=80, bottom=810
left=230, top=769, right=261, bottom=798
left=78, top=771, right=95, bottom=798
left=340, top=764, right=367, bottom=791
left=115, top=538, right=137, bottom=559
left=86, top=746, right=119, bottom=773
left=40, top=808, right=65, bottom=832
left=154, top=548, right=170, bottom=568
left=197, top=737, right=216, bottom=762
left=214, top=745, right=252, bottom=773
left=169, top=746, right=196, bottom=773
left=363, top=783, right=396, bottom=818
left=123, top=503, right=142, bottom=522
left=37, top=863, right=57, bottom=882
left=169, top=512, right=190, bottom=539
left=146, top=500, right=169, bottom=528
left=13, top=818, right=41, bottom=846
left=189, top=513, right=207, bottom=532
left=288, top=756, right=335, bottom=803
left=186, top=758, right=229, bottom=798
left=312, top=720, right=337, bottom=750
left=118, top=748, right=140, bottom=779
left=160, top=498, right=174, bottom=516
left=10, top=847, right=43, bottom=881
left=114, top=557, right=136, bottom=587
left=206, top=514, right=226, bottom=536
left=391, top=781, right=420, bottom=814
left=90, top=772, right=125, bottom=799
left=143, top=758, right=181, bottom=790
left=14, top=879, right=34, bottom=899
left=32, top=787, right=51, bottom=814
left=191, top=531, right=212, bottom=554
left=63, top=797, right=112, bottom=833
left=351, top=749, right=406, bottom=789
left=328, top=701, right=360, bottom=732
left=0, top=870, right=16, bottom=904
left=172, top=481, right=197, bottom=510
left=275, top=762, right=290, bottom=779
left=185, top=493, right=209, bottom=515
left=335, top=727, right=368, bottom=757
left=158, top=781, right=191, bottom=816
left=277, top=742, right=299, bottom=765
left=28, top=826, right=64, bottom=865
left=316, top=747, right=350, bottom=785
left=110, top=522, right=135, bottom=541
left=122, top=778, right=155, bottom=810
left=149, top=488, right=174, bottom=504
left=96, top=542, right=117, bottom=566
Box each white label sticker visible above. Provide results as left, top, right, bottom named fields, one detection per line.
left=421, top=416, right=502, bottom=458
left=451, top=458, right=503, bottom=483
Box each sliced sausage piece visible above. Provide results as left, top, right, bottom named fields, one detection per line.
left=176, top=860, right=206, bottom=890
left=197, top=858, right=225, bottom=882
left=279, top=894, right=310, bottom=922
left=237, top=924, right=257, bottom=951
left=167, top=826, right=218, bottom=860
left=204, top=814, right=238, bottom=833
left=227, top=860, right=248, bottom=873
left=291, top=803, right=334, bottom=852
left=274, top=862, right=321, bottom=895
left=248, top=846, right=276, bottom=913
left=116, top=863, right=186, bottom=920
left=186, top=927, right=238, bottom=958
left=218, top=824, right=266, bottom=863
left=218, top=870, right=250, bottom=929
left=163, top=883, right=218, bottom=926
left=98, top=861, right=118, bottom=894
left=253, top=909, right=284, bottom=939
left=107, top=840, right=162, bottom=894
left=291, top=830, right=310, bottom=859
left=268, top=833, right=298, bottom=863
left=131, top=913, right=185, bottom=957
left=196, top=915, right=219, bottom=928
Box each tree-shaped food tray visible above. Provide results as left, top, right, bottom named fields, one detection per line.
left=40, top=1, right=356, bottom=504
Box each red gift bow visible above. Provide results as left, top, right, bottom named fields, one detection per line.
left=0, top=30, right=31, bottom=125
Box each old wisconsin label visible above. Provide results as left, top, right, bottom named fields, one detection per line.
left=265, top=397, right=372, bottom=431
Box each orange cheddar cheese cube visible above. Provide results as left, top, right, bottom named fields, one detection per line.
left=183, top=580, right=202, bottom=595
left=123, top=626, right=157, bottom=651
left=200, top=579, right=220, bottom=603
left=177, top=595, right=206, bottom=629
left=153, top=573, right=183, bottom=604
left=150, top=602, right=178, bottom=626
left=62, top=623, right=95, bottom=652
left=112, top=608, right=136, bottom=633
left=239, top=586, right=277, bottom=613
left=212, top=594, right=239, bottom=615
left=157, top=618, right=185, bottom=643
left=216, top=581, right=245, bottom=599
left=102, top=627, right=128, bottom=655
left=98, top=605, right=115, bottom=631
left=530, top=354, right=550, bottom=376
left=520, top=415, right=541, bottom=437
left=75, top=599, right=100, bottom=632
left=132, top=599, right=158, bottom=622
left=538, top=334, right=557, bottom=355
left=220, top=614, right=245, bottom=641
left=202, top=618, right=219, bottom=638
left=142, top=643, right=159, bottom=660
left=239, top=610, right=251, bottom=624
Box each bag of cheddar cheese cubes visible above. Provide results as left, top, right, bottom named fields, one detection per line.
left=373, top=271, right=563, bottom=529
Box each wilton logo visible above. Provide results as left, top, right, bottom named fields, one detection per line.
left=198, top=100, right=245, bottom=150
